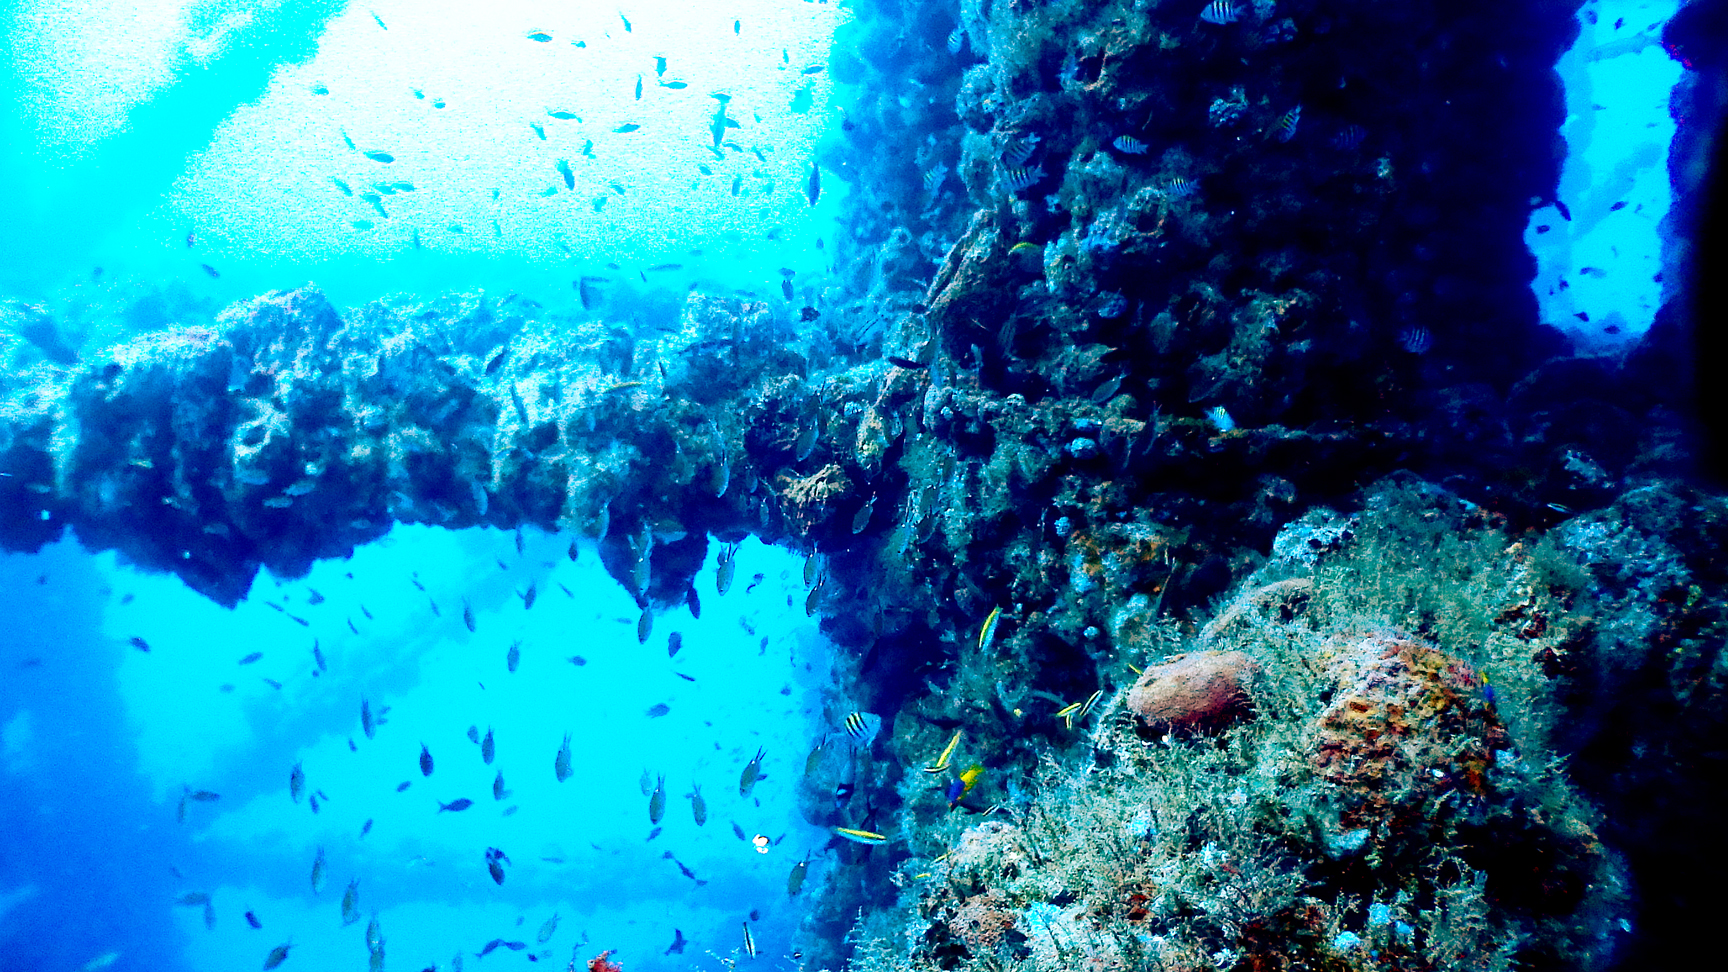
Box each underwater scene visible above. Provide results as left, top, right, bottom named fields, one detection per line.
left=1, top=1, right=1724, bottom=972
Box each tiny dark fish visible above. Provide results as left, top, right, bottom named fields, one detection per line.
left=420, top=744, right=434, bottom=776
left=1609, top=200, right=1627, bottom=211
left=885, top=355, right=926, bottom=369
left=568, top=655, right=587, bottom=666
left=189, top=790, right=221, bottom=802
left=555, top=158, right=575, bottom=191
left=185, top=229, right=197, bottom=248
left=656, top=56, right=667, bottom=77
left=635, top=75, right=643, bottom=100
left=665, top=929, right=687, bottom=955
left=360, top=818, right=373, bottom=837
left=806, top=164, right=820, bottom=206
left=129, top=636, right=151, bottom=653
left=482, top=727, right=495, bottom=764
left=438, top=798, right=473, bottom=813
left=238, top=652, right=263, bottom=665
left=489, top=858, right=505, bottom=885
left=668, top=632, right=682, bottom=658
left=1555, top=199, right=1573, bottom=221
left=615, top=123, right=641, bottom=133
left=800, top=306, right=820, bottom=322
left=661, top=81, right=688, bottom=89
left=646, top=703, right=671, bottom=718
left=245, top=910, right=262, bottom=929
left=396, top=781, right=411, bottom=792
left=199, top=263, right=220, bottom=278
left=371, top=10, right=387, bottom=30
left=462, top=599, right=476, bottom=632
left=478, top=939, right=505, bottom=958
left=801, top=65, right=824, bottom=75
left=363, top=151, right=394, bottom=164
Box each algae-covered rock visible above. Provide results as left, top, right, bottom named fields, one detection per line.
left=1125, top=649, right=1259, bottom=735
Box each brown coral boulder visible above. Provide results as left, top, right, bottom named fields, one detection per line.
left=1126, top=650, right=1259, bottom=734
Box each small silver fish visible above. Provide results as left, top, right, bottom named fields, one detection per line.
left=310, top=846, right=326, bottom=894
left=289, top=763, right=305, bottom=803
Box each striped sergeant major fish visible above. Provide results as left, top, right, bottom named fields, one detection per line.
left=1270, top=105, right=1301, bottom=143
left=1199, top=1, right=1240, bottom=25
left=842, top=711, right=882, bottom=745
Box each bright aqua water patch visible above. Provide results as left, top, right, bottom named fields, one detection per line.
left=3, top=526, right=833, bottom=971
left=0, top=0, right=850, bottom=309
left=1526, top=0, right=1681, bottom=350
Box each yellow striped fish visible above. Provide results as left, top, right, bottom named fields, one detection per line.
left=833, top=826, right=887, bottom=845
left=978, top=606, right=1002, bottom=652
left=923, top=728, right=962, bottom=775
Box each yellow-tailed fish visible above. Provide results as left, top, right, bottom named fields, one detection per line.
left=923, top=728, right=962, bottom=774
left=979, top=606, right=1002, bottom=651
left=833, top=826, right=887, bottom=845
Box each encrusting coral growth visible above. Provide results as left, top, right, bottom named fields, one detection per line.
left=849, top=476, right=1631, bottom=972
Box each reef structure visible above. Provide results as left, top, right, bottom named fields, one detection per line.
left=1, top=1, right=1723, bottom=971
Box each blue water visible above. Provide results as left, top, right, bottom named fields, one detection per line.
left=1, top=530, right=833, bottom=971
